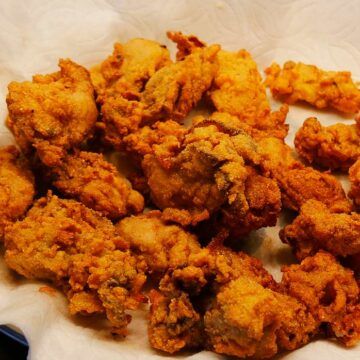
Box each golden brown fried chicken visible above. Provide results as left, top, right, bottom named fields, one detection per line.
left=258, top=137, right=351, bottom=213
left=99, top=36, right=219, bottom=149
left=280, top=200, right=360, bottom=260
left=349, top=158, right=360, bottom=208
left=210, top=49, right=289, bottom=139
left=141, top=43, right=220, bottom=122
left=204, top=277, right=318, bottom=359
left=147, top=244, right=278, bottom=354
left=48, top=151, right=144, bottom=220
left=281, top=251, right=360, bottom=346
left=265, top=61, right=360, bottom=114
left=4, top=193, right=147, bottom=335
left=122, top=120, right=187, bottom=164
left=116, top=211, right=202, bottom=275
left=148, top=289, right=204, bottom=353
left=90, top=38, right=171, bottom=99
left=0, top=146, right=35, bottom=240
left=6, top=59, right=98, bottom=166
left=141, top=118, right=281, bottom=238
left=295, top=117, right=360, bottom=171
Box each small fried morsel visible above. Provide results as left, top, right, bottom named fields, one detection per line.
left=280, top=200, right=360, bottom=259
left=122, top=120, right=187, bottom=164
left=141, top=42, right=220, bottom=122
left=6, top=59, right=98, bottom=166
left=0, top=146, right=35, bottom=240
left=204, top=277, right=317, bottom=359
left=49, top=151, right=144, bottom=220
left=148, top=244, right=278, bottom=354
left=90, top=38, right=171, bottom=99
left=210, top=49, right=289, bottom=140
left=116, top=211, right=202, bottom=274
left=295, top=117, right=360, bottom=171
left=258, top=137, right=351, bottom=213
left=265, top=61, right=360, bottom=114
left=281, top=251, right=360, bottom=346
left=349, top=159, right=360, bottom=208
left=99, top=38, right=219, bottom=149
left=148, top=289, right=204, bottom=354
left=4, top=193, right=147, bottom=335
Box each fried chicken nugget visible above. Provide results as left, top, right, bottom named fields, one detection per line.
left=4, top=193, right=147, bottom=335
left=204, top=277, right=317, bottom=359
left=295, top=117, right=360, bottom=171
left=147, top=244, right=278, bottom=354
left=257, top=137, right=351, bottom=212
left=281, top=251, right=360, bottom=346
left=49, top=151, right=144, bottom=220
left=116, top=211, right=202, bottom=275
left=349, top=158, right=360, bottom=208
left=0, top=146, right=35, bottom=240
left=6, top=60, right=98, bottom=166
left=90, top=38, right=171, bottom=99
left=265, top=61, right=360, bottom=114
left=280, top=200, right=360, bottom=259
left=210, top=49, right=289, bottom=139
left=99, top=36, right=219, bottom=149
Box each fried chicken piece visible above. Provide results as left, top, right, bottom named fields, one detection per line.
left=4, top=193, right=147, bottom=335
left=280, top=200, right=360, bottom=259
left=148, top=289, right=204, bottom=353
left=281, top=251, right=360, bottom=346
left=48, top=151, right=144, bottom=220
left=141, top=42, right=220, bottom=122
left=0, top=146, right=35, bottom=240
left=349, top=159, right=360, bottom=208
left=122, top=120, right=187, bottom=164
left=90, top=38, right=171, bottom=99
left=257, top=137, right=351, bottom=213
left=204, top=277, right=318, bottom=359
left=6, top=59, right=98, bottom=166
left=265, top=61, right=360, bottom=114
left=142, top=124, right=248, bottom=226
left=167, top=31, right=206, bottom=61
left=116, top=211, right=202, bottom=274
left=210, top=49, right=289, bottom=139
left=99, top=37, right=219, bottom=149
left=295, top=117, right=360, bottom=171
left=217, top=167, right=281, bottom=239
left=147, top=244, right=278, bottom=354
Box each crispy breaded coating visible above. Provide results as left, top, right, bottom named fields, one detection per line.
left=281, top=251, right=360, bottom=346
left=141, top=43, right=220, bottom=122
left=6, top=60, right=98, bottom=166
left=116, top=212, right=202, bottom=274
left=204, top=277, right=317, bottom=359
left=148, top=289, right=204, bottom=353
left=258, top=137, right=351, bottom=213
left=147, top=245, right=278, bottom=354
left=349, top=159, right=360, bottom=208
left=122, top=120, right=187, bottom=163
left=0, top=146, right=35, bottom=240
left=265, top=61, right=360, bottom=114
left=90, top=38, right=171, bottom=99
left=142, top=122, right=249, bottom=226
left=99, top=38, right=219, bottom=149
left=280, top=200, right=360, bottom=259
left=210, top=49, right=289, bottom=139
left=49, top=151, right=144, bottom=220
left=4, top=194, right=147, bottom=335
left=295, top=117, right=360, bottom=171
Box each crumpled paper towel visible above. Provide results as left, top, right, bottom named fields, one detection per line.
left=0, top=0, right=359, bottom=359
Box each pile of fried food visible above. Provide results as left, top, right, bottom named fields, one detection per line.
left=1, top=31, right=360, bottom=359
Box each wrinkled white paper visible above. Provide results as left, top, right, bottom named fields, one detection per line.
left=0, top=0, right=359, bottom=359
